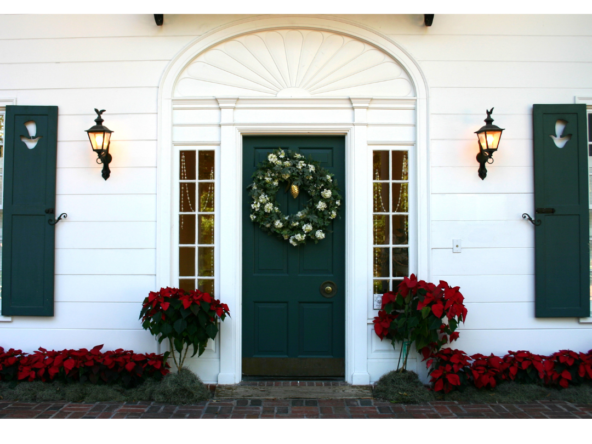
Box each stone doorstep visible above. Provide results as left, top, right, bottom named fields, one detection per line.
left=215, top=384, right=373, bottom=399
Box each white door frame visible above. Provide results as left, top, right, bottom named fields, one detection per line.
left=157, top=16, right=430, bottom=385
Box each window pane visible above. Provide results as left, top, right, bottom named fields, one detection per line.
left=372, top=151, right=389, bottom=181
left=198, top=247, right=215, bottom=277
left=198, top=215, right=215, bottom=244
left=373, top=215, right=389, bottom=245
left=373, top=280, right=389, bottom=295
left=373, top=247, right=390, bottom=278
left=391, top=151, right=409, bottom=181
left=179, top=214, right=196, bottom=245
left=198, top=279, right=215, bottom=296
left=198, top=150, right=215, bottom=180
left=180, top=183, right=196, bottom=213
left=198, top=183, right=215, bottom=212
left=179, top=279, right=196, bottom=293
left=373, top=183, right=389, bottom=212
left=180, top=151, right=196, bottom=180
left=392, top=248, right=409, bottom=277
left=392, top=215, right=409, bottom=245
left=392, top=183, right=409, bottom=213
left=179, top=247, right=195, bottom=277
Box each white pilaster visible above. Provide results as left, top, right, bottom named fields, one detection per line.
left=349, top=98, right=372, bottom=385
left=216, top=98, right=241, bottom=384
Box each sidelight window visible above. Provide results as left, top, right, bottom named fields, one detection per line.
left=178, top=149, right=216, bottom=296
left=372, top=149, right=410, bottom=299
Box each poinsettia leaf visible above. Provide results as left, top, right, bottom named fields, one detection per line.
left=198, top=311, right=207, bottom=328
left=190, top=304, right=200, bottom=316
left=174, top=338, right=184, bottom=353
left=206, top=323, right=218, bottom=339
left=174, top=318, right=187, bottom=335
left=421, top=306, right=431, bottom=319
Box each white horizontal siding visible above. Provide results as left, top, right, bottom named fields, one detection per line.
left=461, top=303, right=592, bottom=330
left=430, top=87, right=592, bottom=115
left=431, top=166, right=533, bottom=194
left=58, top=114, right=157, bottom=142
left=394, top=35, right=592, bottom=63
left=431, top=275, right=535, bottom=303
left=431, top=114, right=531, bottom=140
left=57, top=222, right=156, bottom=249
left=56, top=168, right=156, bottom=195
left=56, top=249, right=155, bottom=275
left=0, top=61, right=168, bottom=90
left=55, top=275, right=156, bottom=302
left=0, top=302, right=146, bottom=330
left=0, top=14, right=249, bottom=39
left=432, top=194, right=534, bottom=221
left=421, top=61, right=592, bottom=89
left=58, top=141, right=157, bottom=168
left=432, top=221, right=534, bottom=249
left=0, top=36, right=195, bottom=64
left=0, top=87, right=158, bottom=114
left=432, top=248, right=534, bottom=276
left=55, top=195, right=156, bottom=222
left=431, top=139, right=533, bottom=167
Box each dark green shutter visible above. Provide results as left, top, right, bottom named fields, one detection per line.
left=533, top=104, right=590, bottom=317
left=2, top=105, right=58, bottom=316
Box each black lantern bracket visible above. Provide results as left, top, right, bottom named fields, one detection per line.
left=86, top=109, right=114, bottom=180
left=475, top=108, right=504, bottom=180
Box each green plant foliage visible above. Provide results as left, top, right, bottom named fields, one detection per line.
left=140, top=287, right=229, bottom=372
left=373, top=370, right=435, bottom=404
left=0, top=369, right=211, bottom=404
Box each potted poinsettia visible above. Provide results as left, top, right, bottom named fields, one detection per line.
left=139, top=287, right=230, bottom=371
left=373, top=274, right=467, bottom=371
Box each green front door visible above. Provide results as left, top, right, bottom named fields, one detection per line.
left=242, top=136, right=346, bottom=377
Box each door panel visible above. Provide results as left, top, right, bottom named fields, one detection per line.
left=242, top=136, right=345, bottom=377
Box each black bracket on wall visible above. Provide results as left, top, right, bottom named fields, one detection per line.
left=522, top=213, right=541, bottom=226
left=154, top=14, right=164, bottom=26
left=424, top=14, right=435, bottom=26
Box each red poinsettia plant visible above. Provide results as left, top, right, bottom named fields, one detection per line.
left=140, top=287, right=230, bottom=371
left=373, top=274, right=467, bottom=371
left=427, top=348, right=472, bottom=394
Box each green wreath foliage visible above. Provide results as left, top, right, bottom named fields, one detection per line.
left=248, top=148, right=342, bottom=246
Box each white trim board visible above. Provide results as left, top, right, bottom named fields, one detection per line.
left=0, top=98, right=15, bottom=322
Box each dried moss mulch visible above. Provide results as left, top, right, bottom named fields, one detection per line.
left=373, top=370, right=592, bottom=404
left=0, top=368, right=211, bottom=404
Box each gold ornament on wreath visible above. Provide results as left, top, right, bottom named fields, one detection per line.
left=247, top=148, right=342, bottom=246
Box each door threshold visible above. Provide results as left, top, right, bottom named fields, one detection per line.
left=241, top=376, right=346, bottom=382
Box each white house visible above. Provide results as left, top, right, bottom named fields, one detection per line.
left=1, top=14, right=591, bottom=385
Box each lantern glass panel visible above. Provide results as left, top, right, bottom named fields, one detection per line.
left=88, top=131, right=111, bottom=151
left=487, top=130, right=502, bottom=149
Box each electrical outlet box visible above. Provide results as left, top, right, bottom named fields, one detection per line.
left=373, top=294, right=383, bottom=310
left=453, top=239, right=461, bottom=253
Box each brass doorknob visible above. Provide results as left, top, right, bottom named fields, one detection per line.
left=319, top=281, right=337, bottom=298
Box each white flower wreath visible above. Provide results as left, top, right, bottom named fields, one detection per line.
left=248, top=148, right=342, bottom=246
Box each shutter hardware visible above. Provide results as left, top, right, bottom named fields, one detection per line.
left=45, top=209, right=68, bottom=225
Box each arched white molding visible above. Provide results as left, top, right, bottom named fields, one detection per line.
left=157, top=16, right=430, bottom=385
left=175, top=29, right=414, bottom=98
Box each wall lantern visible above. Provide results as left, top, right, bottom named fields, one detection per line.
left=85, top=108, right=114, bottom=180
left=475, top=108, right=504, bottom=180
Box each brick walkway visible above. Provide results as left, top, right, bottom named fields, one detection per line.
left=1, top=399, right=591, bottom=418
